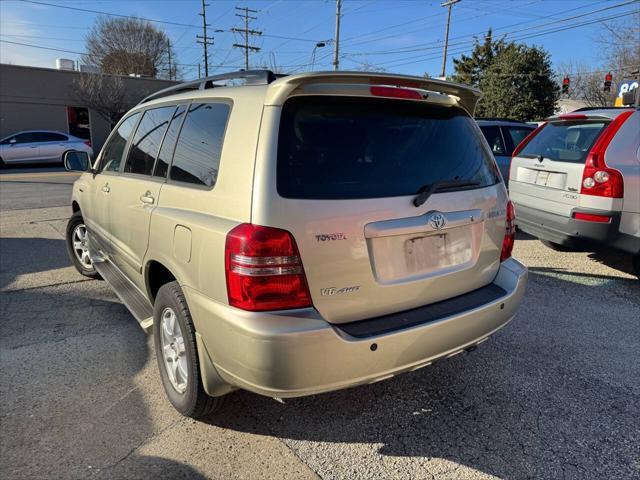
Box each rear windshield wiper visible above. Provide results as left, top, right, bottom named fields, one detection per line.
left=413, top=180, right=481, bottom=207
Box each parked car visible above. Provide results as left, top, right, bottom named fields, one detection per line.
left=0, top=130, right=93, bottom=166
left=63, top=71, right=528, bottom=418
left=509, top=107, right=640, bottom=277
left=477, top=119, right=536, bottom=181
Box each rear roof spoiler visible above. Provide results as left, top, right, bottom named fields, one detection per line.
left=265, top=71, right=482, bottom=114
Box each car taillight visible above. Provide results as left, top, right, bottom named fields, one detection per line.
left=370, top=86, right=422, bottom=100
left=500, top=201, right=516, bottom=262
left=580, top=110, right=633, bottom=199
left=225, top=223, right=312, bottom=311
left=83, top=140, right=92, bottom=147
left=572, top=212, right=611, bottom=223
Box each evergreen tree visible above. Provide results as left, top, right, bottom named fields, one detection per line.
left=453, top=31, right=559, bottom=121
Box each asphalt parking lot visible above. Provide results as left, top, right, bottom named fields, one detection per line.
left=1, top=168, right=639, bottom=479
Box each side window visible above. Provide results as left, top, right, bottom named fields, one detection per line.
left=154, top=105, right=186, bottom=178
left=124, top=106, right=175, bottom=176
left=97, top=113, right=140, bottom=173
left=169, top=102, right=230, bottom=187
left=38, top=132, right=68, bottom=142
left=14, top=133, right=36, bottom=144
left=505, top=127, right=535, bottom=155
left=480, top=126, right=506, bottom=156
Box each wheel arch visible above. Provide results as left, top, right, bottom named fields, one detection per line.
left=145, top=259, right=178, bottom=304
left=71, top=201, right=81, bottom=214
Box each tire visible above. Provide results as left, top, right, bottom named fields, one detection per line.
left=153, top=281, right=224, bottom=418
left=540, top=239, right=574, bottom=252
left=65, top=212, right=101, bottom=279
left=632, top=254, right=640, bottom=280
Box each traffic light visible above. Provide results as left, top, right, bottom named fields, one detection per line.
left=562, top=76, right=570, bottom=95
left=604, top=72, right=612, bottom=92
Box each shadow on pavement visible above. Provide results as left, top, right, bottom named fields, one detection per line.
left=0, top=237, right=69, bottom=289
left=203, top=266, right=639, bottom=479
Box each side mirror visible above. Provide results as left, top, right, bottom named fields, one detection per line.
left=64, top=150, right=91, bottom=172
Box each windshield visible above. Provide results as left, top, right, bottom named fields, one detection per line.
left=518, top=120, right=609, bottom=164
left=277, top=96, right=499, bottom=199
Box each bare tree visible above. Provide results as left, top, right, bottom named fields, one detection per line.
left=82, top=16, right=176, bottom=79
left=601, top=11, right=640, bottom=80
left=72, top=73, right=135, bottom=127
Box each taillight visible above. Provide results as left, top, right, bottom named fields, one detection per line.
left=83, top=140, right=92, bottom=147
left=225, top=223, right=312, bottom=311
left=500, top=201, right=516, bottom=262
left=580, top=110, right=633, bottom=199
left=370, top=86, right=422, bottom=100
left=572, top=212, right=610, bottom=223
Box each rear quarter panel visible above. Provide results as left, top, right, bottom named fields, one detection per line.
left=144, top=89, right=266, bottom=306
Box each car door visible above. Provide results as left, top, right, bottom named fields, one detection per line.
left=38, top=132, right=69, bottom=163
left=106, top=105, right=177, bottom=288
left=479, top=125, right=510, bottom=180
left=85, top=113, right=141, bottom=255
left=1, top=133, right=40, bottom=163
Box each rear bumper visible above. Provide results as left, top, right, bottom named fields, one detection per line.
left=514, top=203, right=638, bottom=252
left=186, top=258, right=528, bottom=398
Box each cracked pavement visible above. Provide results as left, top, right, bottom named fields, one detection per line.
left=1, top=169, right=639, bottom=479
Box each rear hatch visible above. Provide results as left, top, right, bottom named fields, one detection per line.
left=253, top=92, right=509, bottom=324
left=509, top=115, right=612, bottom=216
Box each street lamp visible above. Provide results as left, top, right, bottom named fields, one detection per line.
left=310, top=41, right=328, bottom=71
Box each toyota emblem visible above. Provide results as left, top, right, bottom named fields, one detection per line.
left=430, top=213, right=446, bottom=230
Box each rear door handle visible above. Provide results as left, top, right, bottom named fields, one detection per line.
left=140, top=191, right=154, bottom=204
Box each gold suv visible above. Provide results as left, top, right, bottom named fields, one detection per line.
left=64, top=71, right=528, bottom=418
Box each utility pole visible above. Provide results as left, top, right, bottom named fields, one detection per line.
left=198, top=63, right=201, bottom=79
left=332, top=0, right=342, bottom=71
left=440, top=0, right=460, bottom=79
left=167, top=38, right=173, bottom=80
left=232, top=7, right=261, bottom=70
left=197, top=0, right=214, bottom=77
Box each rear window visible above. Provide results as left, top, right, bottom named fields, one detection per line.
left=518, top=120, right=609, bottom=164
left=277, top=96, right=499, bottom=199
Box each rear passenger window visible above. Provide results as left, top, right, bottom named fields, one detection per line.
left=38, top=132, right=68, bottom=142
left=98, top=113, right=140, bottom=173
left=505, top=126, right=535, bottom=154
left=480, top=126, right=506, bottom=156
left=170, top=102, right=230, bottom=187
left=125, top=106, right=175, bottom=176
left=154, top=105, right=186, bottom=178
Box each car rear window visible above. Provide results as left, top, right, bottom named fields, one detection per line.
left=277, top=96, right=499, bottom=199
left=518, top=120, right=609, bottom=164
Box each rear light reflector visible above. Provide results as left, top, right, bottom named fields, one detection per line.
left=580, top=110, right=633, bottom=199
left=370, top=86, right=422, bottom=100
left=500, top=201, right=516, bottom=262
left=84, top=140, right=92, bottom=147
left=225, top=223, right=312, bottom=311
left=572, top=212, right=611, bottom=223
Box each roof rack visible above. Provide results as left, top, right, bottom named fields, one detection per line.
left=475, top=117, right=528, bottom=123
left=138, top=70, right=282, bottom=105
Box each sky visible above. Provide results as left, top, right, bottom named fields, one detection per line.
left=0, top=0, right=638, bottom=81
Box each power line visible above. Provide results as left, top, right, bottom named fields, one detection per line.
left=232, top=6, right=262, bottom=70
left=20, top=0, right=201, bottom=28
left=0, top=39, right=83, bottom=55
